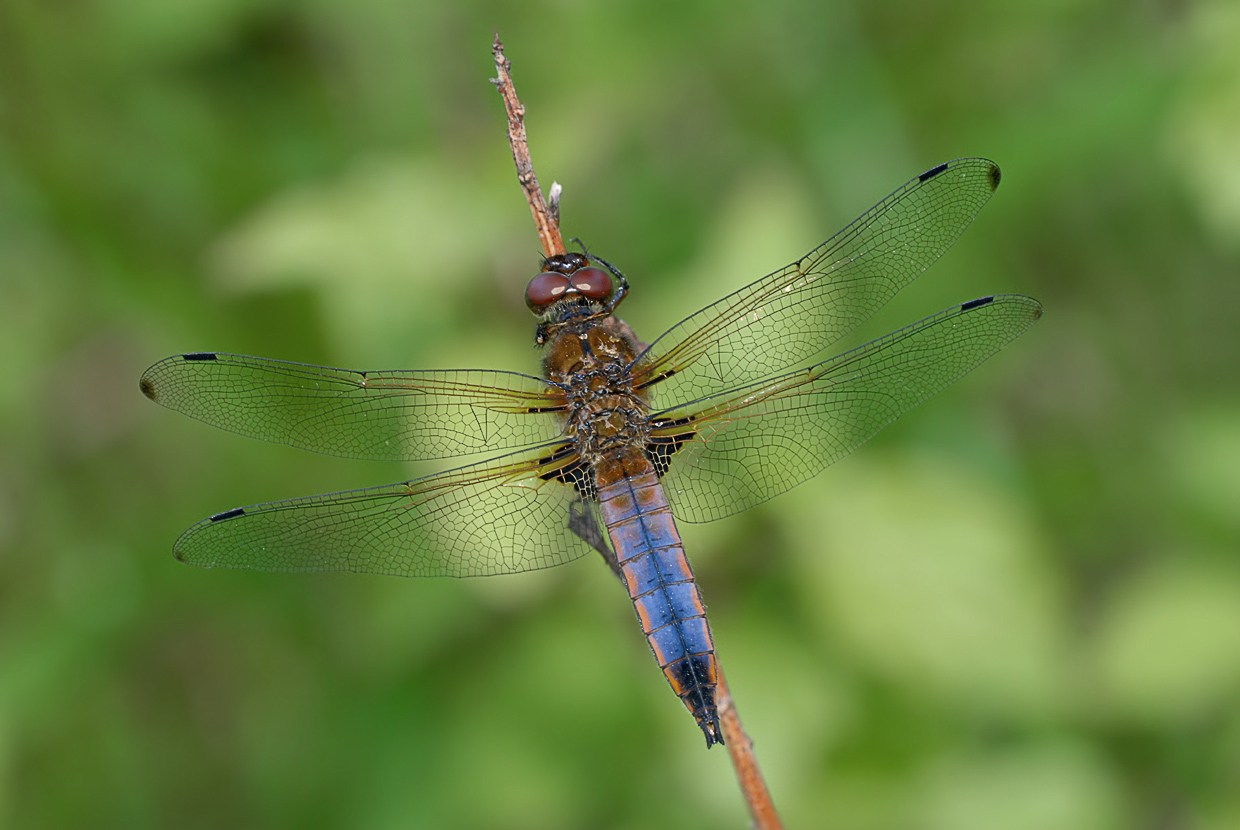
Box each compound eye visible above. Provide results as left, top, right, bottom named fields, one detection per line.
left=569, top=267, right=611, bottom=300
left=526, top=271, right=571, bottom=312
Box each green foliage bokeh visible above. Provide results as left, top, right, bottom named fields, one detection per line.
left=2, top=0, right=1240, bottom=827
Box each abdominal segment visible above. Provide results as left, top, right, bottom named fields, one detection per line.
left=595, top=449, right=722, bottom=747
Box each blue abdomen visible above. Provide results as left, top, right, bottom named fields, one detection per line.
left=596, top=449, right=721, bottom=746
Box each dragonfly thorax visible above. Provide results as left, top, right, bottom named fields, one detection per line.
left=570, top=394, right=649, bottom=459
left=540, top=312, right=653, bottom=462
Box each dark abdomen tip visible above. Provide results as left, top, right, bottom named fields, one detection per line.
left=703, top=713, right=724, bottom=748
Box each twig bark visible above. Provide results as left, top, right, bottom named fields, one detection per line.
left=491, top=34, right=564, bottom=258
left=718, top=671, right=783, bottom=829
left=489, top=34, right=782, bottom=828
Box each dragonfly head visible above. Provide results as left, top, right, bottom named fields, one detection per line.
left=526, top=253, right=620, bottom=316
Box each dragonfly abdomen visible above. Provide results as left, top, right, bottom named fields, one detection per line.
left=595, top=448, right=722, bottom=747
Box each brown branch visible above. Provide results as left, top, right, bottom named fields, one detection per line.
left=489, top=35, right=782, bottom=828
left=490, top=34, right=564, bottom=258
left=718, top=671, right=783, bottom=829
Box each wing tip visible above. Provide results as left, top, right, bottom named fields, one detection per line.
left=960, top=294, right=1043, bottom=322
left=920, top=158, right=1000, bottom=191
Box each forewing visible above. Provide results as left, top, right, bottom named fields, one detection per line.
left=633, top=159, right=1002, bottom=409
left=140, top=353, right=566, bottom=462
left=174, top=443, right=596, bottom=577
left=652, top=295, right=1042, bottom=523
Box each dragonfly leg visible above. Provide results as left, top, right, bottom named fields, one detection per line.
left=568, top=499, right=622, bottom=580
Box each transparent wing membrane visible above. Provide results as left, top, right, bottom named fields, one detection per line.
left=149, top=160, right=1041, bottom=585
left=174, top=444, right=594, bottom=577
left=634, top=159, right=1002, bottom=410
left=654, top=295, right=1042, bottom=523
left=140, top=353, right=566, bottom=462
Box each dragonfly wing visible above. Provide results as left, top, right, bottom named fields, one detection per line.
left=140, top=353, right=566, bottom=462
left=174, top=443, right=596, bottom=577
left=651, top=295, right=1042, bottom=523
left=633, top=159, right=1002, bottom=410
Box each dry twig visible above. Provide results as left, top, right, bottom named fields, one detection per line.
left=490, top=34, right=564, bottom=258
left=490, top=34, right=781, bottom=828
left=718, top=672, right=783, bottom=829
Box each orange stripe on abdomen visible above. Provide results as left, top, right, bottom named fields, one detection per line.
left=595, top=450, right=721, bottom=747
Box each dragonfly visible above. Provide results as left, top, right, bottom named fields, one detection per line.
left=140, top=158, right=1041, bottom=747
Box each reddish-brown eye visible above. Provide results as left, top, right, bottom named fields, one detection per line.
left=569, top=267, right=611, bottom=299
left=526, top=271, right=571, bottom=311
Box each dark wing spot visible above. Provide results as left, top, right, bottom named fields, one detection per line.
left=652, top=415, right=695, bottom=430
left=540, top=457, right=597, bottom=500
left=647, top=415, right=698, bottom=475
left=960, top=296, right=995, bottom=312
left=919, top=162, right=949, bottom=182
left=987, top=162, right=1002, bottom=191
left=647, top=432, right=696, bottom=476
left=182, top=352, right=218, bottom=361
left=209, top=507, right=246, bottom=522
left=634, top=367, right=677, bottom=392
left=537, top=445, right=597, bottom=500
left=538, top=443, right=577, bottom=466
left=139, top=377, right=156, bottom=400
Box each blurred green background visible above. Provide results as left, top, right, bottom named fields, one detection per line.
left=3, top=0, right=1240, bottom=827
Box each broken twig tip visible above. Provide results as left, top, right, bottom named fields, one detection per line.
left=548, top=181, right=562, bottom=224
left=491, top=40, right=564, bottom=257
